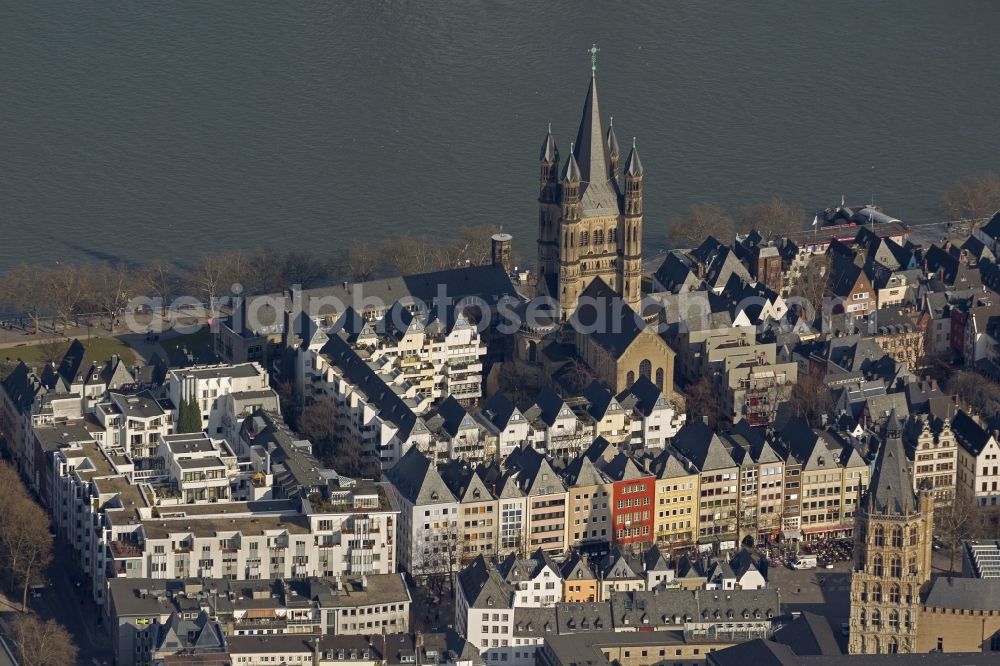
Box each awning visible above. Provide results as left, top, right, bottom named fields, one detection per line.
left=782, top=529, right=803, bottom=541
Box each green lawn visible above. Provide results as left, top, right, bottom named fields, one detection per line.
left=0, top=336, right=136, bottom=372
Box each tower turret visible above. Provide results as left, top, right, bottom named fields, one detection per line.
left=539, top=124, right=559, bottom=205
left=620, top=138, right=644, bottom=306
left=606, top=117, right=621, bottom=183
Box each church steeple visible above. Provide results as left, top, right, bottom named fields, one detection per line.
left=624, top=137, right=644, bottom=178
left=573, top=74, right=608, bottom=190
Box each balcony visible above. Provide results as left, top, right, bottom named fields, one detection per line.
left=110, top=541, right=143, bottom=558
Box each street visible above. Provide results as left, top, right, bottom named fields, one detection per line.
left=26, top=540, right=113, bottom=665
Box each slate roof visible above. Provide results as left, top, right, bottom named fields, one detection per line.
left=653, top=251, right=701, bottom=293
left=704, top=247, right=751, bottom=291
left=560, top=552, right=596, bottom=581
left=865, top=410, right=918, bottom=514
left=950, top=409, right=994, bottom=457
left=770, top=610, right=841, bottom=656
left=624, top=143, right=643, bottom=178
left=572, top=279, right=650, bottom=357
left=319, top=332, right=417, bottom=440
left=598, top=452, right=647, bottom=482
left=827, top=254, right=868, bottom=298
left=458, top=555, right=512, bottom=609
left=439, top=460, right=494, bottom=503
left=572, top=75, right=619, bottom=217
left=615, top=375, right=667, bottom=417
left=670, top=422, right=737, bottom=472
left=384, top=447, right=455, bottom=506
left=924, top=574, right=1000, bottom=611
left=977, top=209, right=1000, bottom=239
left=478, top=392, right=519, bottom=432
left=503, top=445, right=565, bottom=496
left=561, top=453, right=608, bottom=488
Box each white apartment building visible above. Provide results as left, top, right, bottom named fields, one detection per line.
left=167, top=362, right=271, bottom=438
left=952, top=409, right=1000, bottom=507
left=383, top=447, right=460, bottom=576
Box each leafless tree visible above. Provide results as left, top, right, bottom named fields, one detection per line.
left=559, top=358, right=594, bottom=395
left=187, top=253, right=230, bottom=312
left=685, top=374, right=721, bottom=430
left=42, top=264, right=86, bottom=331
left=223, top=248, right=283, bottom=296
left=940, top=172, right=1000, bottom=224
left=1, top=264, right=51, bottom=333
left=337, top=240, right=380, bottom=282
left=936, top=492, right=978, bottom=573
left=87, top=262, right=136, bottom=330
left=35, top=338, right=68, bottom=367
left=139, top=258, right=180, bottom=315
left=670, top=203, right=735, bottom=248
left=789, top=252, right=830, bottom=323
left=281, top=250, right=336, bottom=290
left=736, top=197, right=804, bottom=240
left=380, top=236, right=450, bottom=276
left=947, top=370, right=1000, bottom=419
left=10, top=614, right=78, bottom=666
left=0, top=463, right=53, bottom=610
left=786, top=366, right=835, bottom=427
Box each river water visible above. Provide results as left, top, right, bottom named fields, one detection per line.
left=1, top=1, right=998, bottom=273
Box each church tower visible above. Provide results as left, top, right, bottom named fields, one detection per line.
left=536, top=46, right=644, bottom=320
left=848, top=410, right=934, bottom=655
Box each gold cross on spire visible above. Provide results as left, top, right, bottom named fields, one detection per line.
left=588, top=44, right=600, bottom=75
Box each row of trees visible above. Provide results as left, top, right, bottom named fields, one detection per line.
left=0, top=225, right=503, bottom=333
left=0, top=462, right=78, bottom=665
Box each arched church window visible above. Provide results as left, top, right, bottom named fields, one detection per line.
left=909, top=526, right=918, bottom=546
left=872, top=555, right=884, bottom=577
left=528, top=341, right=537, bottom=363
left=888, top=610, right=899, bottom=630
left=889, top=584, right=900, bottom=603
left=871, top=610, right=881, bottom=629
left=639, top=359, right=652, bottom=380
left=903, top=610, right=911, bottom=629
left=887, top=637, right=898, bottom=654
left=580, top=231, right=589, bottom=247
left=594, top=229, right=604, bottom=245
left=655, top=368, right=664, bottom=390
left=859, top=608, right=866, bottom=626
left=908, top=555, right=917, bottom=576
left=890, top=557, right=902, bottom=578
left=874, top=526, right=884, bottom=547
left=608, top=228, right=617, bottom=244
left=891, top=527, right=903, bottom=548
left=871, top=582, right=882, bottom=602
left=627, top=371, right=635, bottom=387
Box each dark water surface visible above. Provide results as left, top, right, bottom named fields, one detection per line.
left=2, top=1, right=998, bottom=272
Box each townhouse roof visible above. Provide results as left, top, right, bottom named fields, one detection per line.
left=615, top=374, right=668, bottom=417
left=561, top=453, right=608, bottom=488
left=384, top=447, right=455, bottom=506
left=478, top=392, right=519, bottom=431
left=598, top=452, right=647, bottom=482
left=458, top=556, right=512, bottom=609
left=643, top=545, right=671, bottom=573
left=497, top=549, right=560, bottom=584
left=512, top=606, right=558, bottom=636
left=554, top=602, right=612, bottom=633
left=439, top=460, right=495, bottom=503
left=950, top=409, right=994, bottom=457
left=503, top=445, right=565, bottom=496
left=560, top=552, right=596, bottom=581
left=670, top=422, right=737, bottom=472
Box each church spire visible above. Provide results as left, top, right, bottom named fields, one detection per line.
left=561, top=142, right=581, bottom=183
left=624, top=137, right=644, bottom=177
left=573, top=68, right=608, bottom=188
left=539, top=123, right=558, bottom=163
